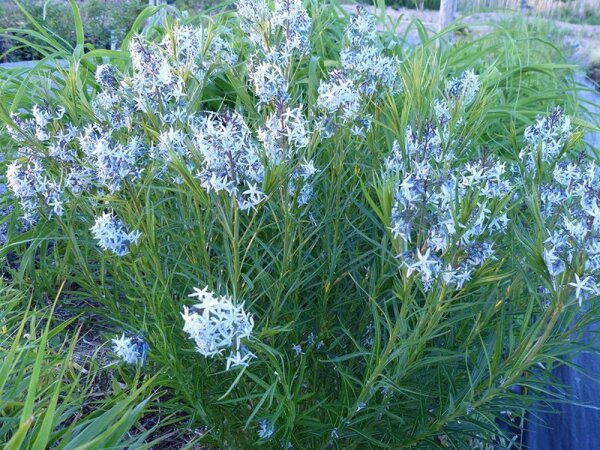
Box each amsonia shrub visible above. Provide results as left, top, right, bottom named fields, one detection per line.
left=0, top=0, right=598, bottom=447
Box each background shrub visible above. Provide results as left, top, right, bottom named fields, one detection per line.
left=0, top=0, right=145, bottom=62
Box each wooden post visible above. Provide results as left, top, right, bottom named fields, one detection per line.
left=439, top=0, right=457, bottom=31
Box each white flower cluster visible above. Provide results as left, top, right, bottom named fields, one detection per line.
left=289, top=159, right=318, bottom=206
left=271, top=0, right=311, bottom=56
left=182, top=287, right=255, bottom=370
left=6, top=159, right=63, bottom=225
left=79, top=126, right=145, bottom=193
left=317, top=70, right=361, bottom=131
left=239, top=0, right=311, bottom=106
left=91, top=27, right=237, bottom=129
left=4, top=15, right=320, bottom=240
left=95, top=64, right=118, bottom=88
left=528, top=109, right=600, bottom=306
left=89, top=25, right=238, bottom=132
left=5, top=102, right=144, bottom=230
left=8, top=105, right=65, bottom=143
left=5, top=25, right=236, bottom=213
left=237, top=0, right=316, bottom=164
left=249, top=60, right=289, bottom=105
left=391, top=157, right=511, bottom=291
left=445, top=70, right=480, bottom=106
left=258, top=104, right=310, bottom=163
left=126, top=26, right=237, bottom=113
left=513, top=107, right=599, bottom=306
left=340, top=10, right=402, bottom=98
left=386, top=72, right=511, bottom=291
left=47, top=124, right=78, bottom=163
left=111, top=333, right=149, bottom=365
left=386, top=70, right=481, bottom=173
left=164, top=25, right=238, bottom=74
left=317, top=8, right=401, bottom=137
left=258, top=418, right=275, bottom=439
left=434, top=69, right=480, bottom=128
left=91, top=74, right=134, bottom=131
left=519, top=106, right=571, bottom=173
left=90, top=212, right=141, bottom=256
left=155, top=126, right=189, bottom=163
left=238, top=0, right=311, bottom=60
left=193, top=111, right=267, bottom=210
left=5, top=106, right=70, bottom=226
left=235, top=0, right=318, bottom=205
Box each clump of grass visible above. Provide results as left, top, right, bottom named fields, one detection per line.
left=0, top=0, right=598, bottom=448
left=0, top=283, right=182, bottom=448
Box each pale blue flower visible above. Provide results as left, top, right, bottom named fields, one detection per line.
left=90, top=212, right=141, bottom=256
left=112, top=333, right=149, bottom=365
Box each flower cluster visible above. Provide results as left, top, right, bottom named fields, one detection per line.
left=5, top=106, right=71, bottom=226
left=239, top=0, right=311, bottom=107
left=390, top=156, right=511, bottom=291
left=249, top=60, right=289, bottom=105
left=385, top=71, right=480, bottom=176
left=317, top=8, right=401, bottom=137
left=289, top=159, right=318, bottom=206
left=386, top=70, right=481, bottom=174
left=511, top=107, right=599, bottom=307
left=258, top=103, right=310, bottom=163
left=340, top=10, right=401, bottom=98
left=182, top=287, right=255, bottom=370
left=6, top=159, right=63, bottom=225
left=519, top=106, right=571, bottom=173
left=90, top=212, right=141, bottom=256
left=239, top=0, right=311, bottom=59
left=434, top=69, right=479, bottom=129
left=95, top=64, right=118, bottom=89
left=79, top=126, right=145, bottom=193
left=445, top=70, right=480, bottom=106
left=237, top=0, right=317, bottom=180
left=385, top=72, right=511, bottom=291
left=193, top=111, right=267, bottom=210
left=4, top=27, right=229, bottom=199
left=127, top=26, right=237, bottom=112
left=111, top=333, right=149, bottom=365
left=4, top=15, right=321, bottom=251
left=92, top=25, right=238, bottom=130
left=526, top=109, right=600, bottom=306
left=258, top=418, right=275, bottom=439
left=271, top=0, right=311, bottom=57
left=317, top=70, right=361, bottom=132
left=8, top=105, right=66, bottom=143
